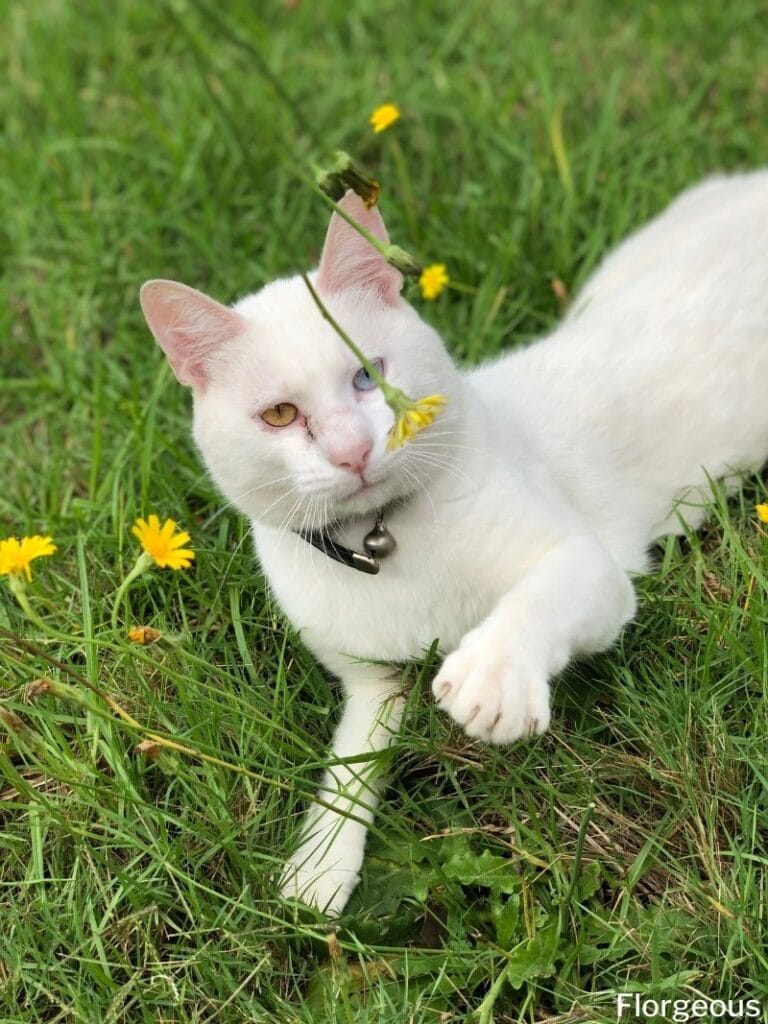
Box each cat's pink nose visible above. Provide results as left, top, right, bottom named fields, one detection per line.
left=329, top=439, right=372, bottom=475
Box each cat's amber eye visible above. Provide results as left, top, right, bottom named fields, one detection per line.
left=261, top=402, right=298, bottom=427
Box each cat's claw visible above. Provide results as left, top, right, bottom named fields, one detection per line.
left=433, top=630, right=551, bottom=744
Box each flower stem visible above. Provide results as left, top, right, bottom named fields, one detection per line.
left=28, top=670, right=373, bottom=823
left=7, top=575, right=49, bottom=633
left=310, top=183, right=389, bottom=254
left=301, top=274, right=405, bottom=406
left=309, top=182, right=421, bottom=275
left=110, top=552, right=153, bottom=633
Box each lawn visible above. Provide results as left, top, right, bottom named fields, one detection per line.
left=1, top=1, right=767, bottom=1021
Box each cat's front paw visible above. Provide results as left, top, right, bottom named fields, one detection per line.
left=432, top=628, right=551, bottom=744
left=280, top=859, right=359, bottom=917
left=279, top=829, right=363, bottom=916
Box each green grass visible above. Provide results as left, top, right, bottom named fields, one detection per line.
left=2, top=0, right=768, bottom=1020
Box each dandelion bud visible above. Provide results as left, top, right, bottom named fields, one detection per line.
left=326, top=931, right=344, bottom=963
left=28, top=678, right=95, bottom=710
left=382, top=244, right=421, bottom=276
left=25, top=677, right=54, bottom=701
left=135, top=739, right=162, bottom=758
left=314, top=151, right=380, bottom=208
left=128, top=626, right=162, bottom=645
left=0, top=707, right=28, bottom=733
left=0, top=706, right=46, bottom=755
left=134, top=738, right=179, bottom=774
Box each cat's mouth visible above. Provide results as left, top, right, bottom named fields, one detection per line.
left=331, top=472, right=392, bottom=516
left=345, top=475, right=381, bottom=500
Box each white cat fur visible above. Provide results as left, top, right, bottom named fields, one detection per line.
left=140, top=171, right=768, bottom=915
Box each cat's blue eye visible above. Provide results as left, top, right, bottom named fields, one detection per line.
left=353, top=358, right=384, bottom=392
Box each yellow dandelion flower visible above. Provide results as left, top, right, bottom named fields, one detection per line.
left=0, top=535, right=57, bottom=581
left=419, top=263, right=450, bottom=300
left=387, top=394, right=447, bottom=450
left=369, top=103, right=400, bottom=133
left=756, top=503, right=768, bottom=523
left=131, top=515, right=195, bottom=570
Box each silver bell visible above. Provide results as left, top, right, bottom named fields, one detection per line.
left=363, top=521, right=397, bottom=558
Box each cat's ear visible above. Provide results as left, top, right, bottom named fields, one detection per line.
left=139, top=279, right=246, bottom=389
left=317, top=191, right=403, bottom=304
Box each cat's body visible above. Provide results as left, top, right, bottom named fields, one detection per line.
left=141, top=169, right=768, bottom=915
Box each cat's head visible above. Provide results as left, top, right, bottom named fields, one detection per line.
left=140, top=192, right=461, bottom=531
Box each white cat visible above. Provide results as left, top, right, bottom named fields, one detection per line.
left=140, top=171, right=768, bottom=915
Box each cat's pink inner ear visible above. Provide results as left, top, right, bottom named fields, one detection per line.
left=317, top=191, right=403, bottom=304
left=139, top=280, right=246, bottom=389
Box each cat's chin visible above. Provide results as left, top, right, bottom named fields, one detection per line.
left=328, top=475, right=412, bottom=524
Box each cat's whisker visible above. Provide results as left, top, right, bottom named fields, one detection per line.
left=399, top=462, right=438, bottom=526
left=228, top=474, right=298, bottom=505
left=212, top=476, right=301, bottom=528
left=409, top=428, right=470, bottom=451
left=412, top=433, right=482, bottom=455
left=414, top=426, right=478, bottom=445
left=411, top=440, right=479, bottom=464
left=204, top=485, right=294, bottom=528
left=273, top=493, right=305, bottom=550
left=308, top=494, right=329, bottom=568
left=271, top=501, right=297, bottom=546
left=292, top=498, right=311, bottom=573
left=320, top=493, right=331, bottom=533
left=419, top=411, right=463, bottom=429
left=415, top=438, right=485, bottom=456
left=406, top=451, right=477, bottom=488
left=411, top=448, right=479, bottom=479
left=259, top=485, right=301, bottom=526
left=301, top=494, right=324, bottom=572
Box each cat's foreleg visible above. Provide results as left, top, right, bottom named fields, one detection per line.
left=432, top=533, right=636, bottom=744
left=279, top=662, right=402, bottom=915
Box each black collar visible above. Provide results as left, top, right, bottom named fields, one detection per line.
left=294, top=509, right=397, bottom=575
